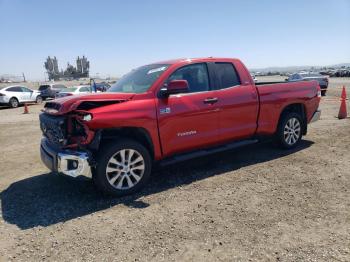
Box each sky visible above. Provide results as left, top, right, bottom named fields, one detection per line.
left=0, top=0, right=349, bottom=80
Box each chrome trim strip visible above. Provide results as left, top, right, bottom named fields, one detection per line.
left=57, top=151, right=91, bottom=178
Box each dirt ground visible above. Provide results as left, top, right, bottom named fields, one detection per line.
left=0, top=77, right=349, bottom=261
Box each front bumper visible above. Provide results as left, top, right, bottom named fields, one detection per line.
left=310, top=110, right=321, bottom=123
left=40, top=138, right=91, bottom=178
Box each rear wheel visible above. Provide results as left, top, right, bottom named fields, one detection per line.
left=36, top=95, right=43, bottom=104
left=92, top=139, right=152, bottom=196
left=9, top=97, right=19, bottom=108
left=277, top=112, right=303, bottom=149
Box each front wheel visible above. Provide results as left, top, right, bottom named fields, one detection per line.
left=277, top=112, right=303, bottom=149
left=92, top=139, right=152, bottom=196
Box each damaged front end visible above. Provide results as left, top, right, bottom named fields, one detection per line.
left=39, top=108, right=95, bottom=149
left=39, top=110, right=97, bottom=178
left=39, top=95, right=131, bottom=177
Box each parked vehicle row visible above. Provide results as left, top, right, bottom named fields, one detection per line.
left=0, top=86, right=42, bottom=108
left=55, top=85, right=92, bottom=98
left=320, top=68, right=350, bottom=77
left=0, top=81, right=111, bottom=108
left=39, top=83, right=68, bottom=100
left=286, top=72, right=329, bottom=96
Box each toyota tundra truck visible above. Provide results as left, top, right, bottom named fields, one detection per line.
left=39, top=58, right=321, bottom=196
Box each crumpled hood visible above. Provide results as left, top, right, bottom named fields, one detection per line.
left=43, top=92, right=135, bottom=115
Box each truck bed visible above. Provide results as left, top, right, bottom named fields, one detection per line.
left=255, top=80, right=320, bottom=135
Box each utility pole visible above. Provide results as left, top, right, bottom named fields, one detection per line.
left=22, top=72, right=26, bottom=82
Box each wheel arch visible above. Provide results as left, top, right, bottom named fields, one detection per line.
left=10, top=96, right=19, bottom=101
left=9, top=96, right=20, bottom=106
left=100, top=127, right=155, bottom=160
left=278, top=103, right=307, bottom=135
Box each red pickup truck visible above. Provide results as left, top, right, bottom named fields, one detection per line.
left=40, top=58, right=321, bottom=196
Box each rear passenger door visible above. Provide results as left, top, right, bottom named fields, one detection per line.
left=212, top=62, right=259, bottom=142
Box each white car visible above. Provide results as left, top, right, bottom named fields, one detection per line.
left=250, top=74, right=258, bottom=83
left=55, top=85, right=92, bottom=98
left=0, top=85, right=43, bottom=108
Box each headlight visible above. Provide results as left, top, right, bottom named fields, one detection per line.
left=44, top=108, right=58, bottom=114
left=82, top=113, right=92, bottom=121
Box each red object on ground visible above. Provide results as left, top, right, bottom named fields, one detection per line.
left=341, top=85, right=347, bottom=100
left=338, top=86, right=347, bottom=119
left=23, top=103, right=29, bottom=114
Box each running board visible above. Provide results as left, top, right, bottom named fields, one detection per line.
left=159, top=139, right=259, bottom=166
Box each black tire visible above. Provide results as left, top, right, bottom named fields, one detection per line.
left=9, top=97, right=19, bottom=108
left=36, top=95, right=43, bottom=104
left=321, top=90, right=327, bottom=96
left=276, top=112, right=303, bottom=149
left=92, top=138, right=152, bottom=196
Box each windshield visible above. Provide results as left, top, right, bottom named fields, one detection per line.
left=109, top=64, right=169, bottom=93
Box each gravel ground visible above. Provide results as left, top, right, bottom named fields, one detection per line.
left=0, top=77, right=349, bottom=261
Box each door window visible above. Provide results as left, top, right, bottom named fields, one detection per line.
left=20, top=87, right=32, bottom=92
left=214, top=63, right=241, bottom=89
left=168, top=63, right=210, bottom=93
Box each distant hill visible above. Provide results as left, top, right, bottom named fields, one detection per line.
left=250, top=63, right=350, bottom=73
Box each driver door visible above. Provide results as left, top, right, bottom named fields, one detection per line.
left=157, top=63, right=220, bottom=157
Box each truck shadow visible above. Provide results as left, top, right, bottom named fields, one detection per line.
left=1, top=140, right=313, bottom=229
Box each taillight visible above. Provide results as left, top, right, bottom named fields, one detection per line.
left=317, top=90, right=321, bottom=98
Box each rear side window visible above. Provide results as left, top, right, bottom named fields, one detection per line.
left=214, top=63, right=241, bottom=89
left=168, top=63, right=210, bottom=93
left=6, top=86, right=22, bottom=92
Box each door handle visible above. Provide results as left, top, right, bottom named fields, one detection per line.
left=203, top=97, right=218, bottom=104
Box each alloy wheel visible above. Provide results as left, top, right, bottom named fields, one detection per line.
left=105, top=149, right=145, bottom=190
left=283, top=117, right=301, bottom=145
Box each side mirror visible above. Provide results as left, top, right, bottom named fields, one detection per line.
left=159, top=80, right=189, bottom=97
left=285, top=78, right=289, bottom=81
